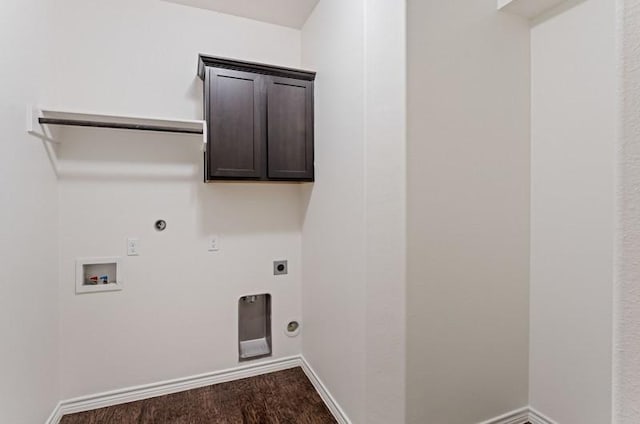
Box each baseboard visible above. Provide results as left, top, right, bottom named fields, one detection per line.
left=528, top=407, right=558, bottom=424
left=44, top=402, right=62, bottom=424
left=299, top=357, right=352, bottom=424
left=46, top=356, right=553, bottom=424
left=477, top=406, right=530, bottom=424
left=46, top=355, right=351, bottom=424
left=48, top=355, right=303, bottom=424
left=477, top=406, right=559, bottom=424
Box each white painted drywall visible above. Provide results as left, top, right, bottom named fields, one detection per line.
left=615, top=0, right=640, bottom=422
left=0, top=0, right=60, bottom=422
left=363, top=0, right=406, bottom=423
left=530, top=0, right=617, bottom=422
left=406, top=0, right=531, bottom=423
left=300, top=0, right=367, bottom=421
left=49, top=0, right=304, bottom=399
left=300, top=1, right=410, bottom=421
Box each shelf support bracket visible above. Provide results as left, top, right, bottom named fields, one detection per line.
left=26, top=105, right=59, bottom=143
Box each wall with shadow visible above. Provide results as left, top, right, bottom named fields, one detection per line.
left=49, top=0, right=304, bottom=399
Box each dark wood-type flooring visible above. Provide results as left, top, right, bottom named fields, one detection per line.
left=60, top=367, right=337, bottom=424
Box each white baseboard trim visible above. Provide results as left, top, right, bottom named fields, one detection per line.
left=47, top=355, right=303, bottom=424
left=44, top=402, right=62, bottom=424
left=477, top=406, right=558, bottom=424
left=45, top=355, right=352, bottom=424
left=528, top=407, right=558, bottom=424
left=45, top=356, right=555, bottom=424
left=477, top=406, right=530, bottom=424
left=298, top=356, right=352, bottom=424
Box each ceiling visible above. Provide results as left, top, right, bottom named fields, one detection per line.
left=498, top=0, right=568, bottom=18
left=164, top=0, right=320, bottom=29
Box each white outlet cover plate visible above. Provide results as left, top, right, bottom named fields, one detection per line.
left=208, top=235, right=220, bottom=252
left=127, top=238, right=140, bottom=256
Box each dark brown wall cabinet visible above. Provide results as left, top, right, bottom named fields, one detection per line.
left=198, top=55, right=316, bottom=182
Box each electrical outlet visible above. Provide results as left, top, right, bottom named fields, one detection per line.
left=127, top=238, right=140, bottom=256
left=208, top=235, right=220, bottom=252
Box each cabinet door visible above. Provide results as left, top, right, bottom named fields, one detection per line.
left=266, top=76, right=314, bottom=180
left=207, top=68, right=266, bottom=179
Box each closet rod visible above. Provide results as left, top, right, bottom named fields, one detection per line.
left=38, top=117, right=204, bottom=135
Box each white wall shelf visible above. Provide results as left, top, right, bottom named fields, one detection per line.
left=26, top=105, right=207, bottom=149
left=498, top=0, right=570, bottom=19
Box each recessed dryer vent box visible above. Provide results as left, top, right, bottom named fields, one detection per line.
left=75, top=257, right=123, bottom=294
left=238, top=294, right=272, bottom=362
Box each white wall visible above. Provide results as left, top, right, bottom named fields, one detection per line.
left=49, top=0, right=304, bottom=399
left=0, top=0, right=60, bottom=422
left=300, top=0, right=367, bottom=421
left=406, top=1, right=531, bottom=423
left=615, top=0, right=640, bottom=422
left=529, top=0, right=617, bottom=422
left=297, top=2, right=410, bottom=422
left=363, top=0, right=406, bottom=423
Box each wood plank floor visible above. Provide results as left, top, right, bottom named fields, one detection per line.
left=60, top=367, right=337, bottom=424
